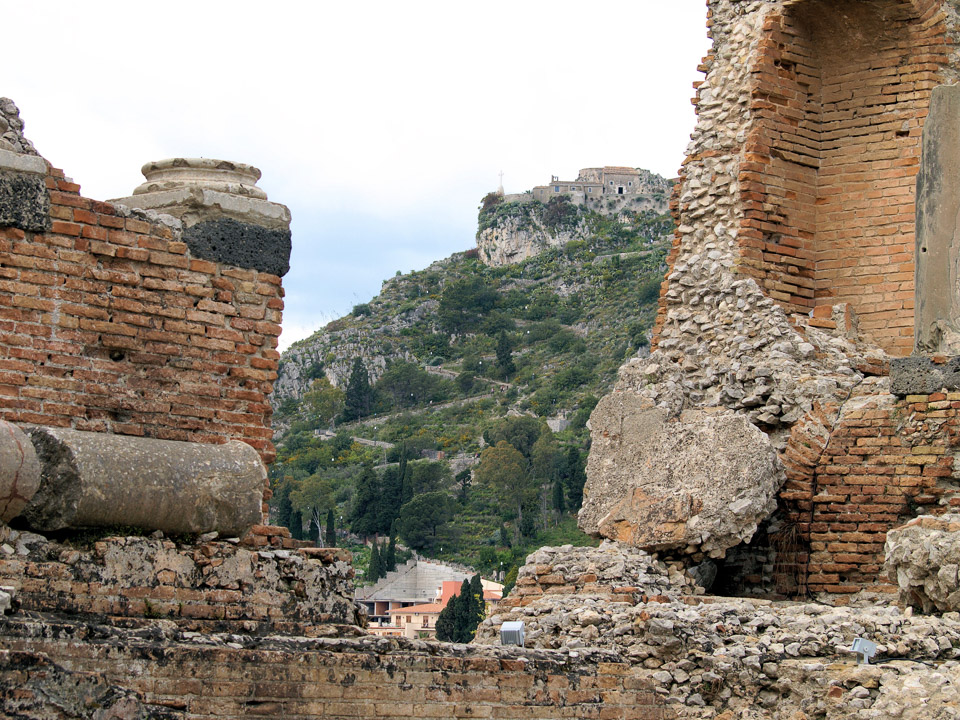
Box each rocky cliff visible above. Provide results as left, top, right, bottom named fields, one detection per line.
left=476, top=169, right=671, bottom=267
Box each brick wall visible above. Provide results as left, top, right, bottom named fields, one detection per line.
left=0, top=165, right=283, bottom=464
left=737, top=0, right=949, bottom=357
left=1, top=618, right=670, bottom=720
left=778, top=388, right=960, bottom=597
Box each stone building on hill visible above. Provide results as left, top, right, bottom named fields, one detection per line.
left=530, top=166, right=659, bottom=203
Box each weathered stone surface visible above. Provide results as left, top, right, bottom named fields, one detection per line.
left=916, top=84, right=960, bottom=355
left=183, top=218, right=291, bottom=276
left=885, top=514, right=960, bottom=613
left=0, top=153, right=49, bottom=232
left=0, top=421, right=40, bottom=523
left=0, top=97, right=39, bottom=155
left=21, top=427, right=265, bottom=536
left=0, top=525, right=362, bottom=631
left=0, top=649, right=171, bottom=720
left=476, top=543, right=960, bottom=718
left=890, top=355, right=960, bottom=395
left=580, top=396, right=784, bottom=557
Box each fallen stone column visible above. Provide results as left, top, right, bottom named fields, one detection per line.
left=0, top=421, right=41, bottom=522
left=21, top=427, right=265, bottom=536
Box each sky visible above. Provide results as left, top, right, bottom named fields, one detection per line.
left=5, top=1, right=712, bottom=351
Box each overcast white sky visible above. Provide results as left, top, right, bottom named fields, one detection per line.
left=6, top=1, right=712, bottom=350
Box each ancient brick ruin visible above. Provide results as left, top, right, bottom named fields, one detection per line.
left=5, top=0, right=960, bottom=716
left=0, top=150, right=286, bottom=465
left=583, top=0, right=960, bottom=602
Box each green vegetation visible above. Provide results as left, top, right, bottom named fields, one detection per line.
left=270, top=200, right=672, bottom=583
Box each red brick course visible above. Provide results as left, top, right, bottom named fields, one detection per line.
left=780, top=390, right=960, bottom=596
left=0, top=166, right=282, bottom=465
left=738, top=0, right=948, bottom=357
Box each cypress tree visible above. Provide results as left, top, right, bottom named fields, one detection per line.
left=552, top=478, right=565, bottom=516
left=495, top=331, right=515, bottom=379
left=366, top=541, right=382, bottom=582
left=469, top=573, right=485, bottom=628
left=325, top=508, right=336, bottom=547
left=343, top=357, right=374, bottom=421
left=453, top=579, right=474, bottom=643
left=435, top=597, right=456, bottom=641
left=399, top=447, right=413, bottom=506
left=385, top=524, right=397, bottom=572
left=378, top=538, right=388, bottom=579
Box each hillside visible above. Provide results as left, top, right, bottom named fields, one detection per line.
left=268, top=186, right=674, bottom=583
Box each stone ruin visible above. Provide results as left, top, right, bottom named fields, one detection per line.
left=5, top=0, right=960, bottom=717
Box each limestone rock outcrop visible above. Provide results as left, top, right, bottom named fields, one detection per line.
left=885, top=514, right=960, bottom=613
left=477, top=212, right=591, bottom=267
left=580, top=398, right=784, bottom=557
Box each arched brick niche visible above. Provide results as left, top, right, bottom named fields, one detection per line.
left=738, top=0, right=948, bottom=356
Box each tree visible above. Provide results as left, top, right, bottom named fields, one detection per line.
left=348, top=467, right=382, bottom=537
left=484, top=416, right=544, bottom=459
left=384, top=524, right=397, bottom=572
left=495, top=331, right=515, bottom=379
left=435, top=575, right=485, bottom=643
left=397, top=491, right=454, bottom=551
left=435, top=597, right=456, bottom=642
left=455, top=468, right=472, bottom=504
left=453, top=578, right=474, bottom=643
left=562, top=445, right=587, bottom=510
left=303, top=377, right=345, bottom=427
left=552, top=479, right=566, bottom=519
left=469, top=573, right=485, bottom=628
left=474, top=441, right=536, bottom=524
left=289, top=474, right=334, bottom=545
left=342, top=357, right=375, bottom=421
left=366, top=540, right=382, bottom=582
left=410, top=461, right=448, bottom=495
left=437, top=277, right=498, bottom=334
left=273, top=478, right=296, bottom=532
left=375, top=361, right=449, bottom=409
left=325, top=508, right=336, bottom=548
left=399, top=449, right=413, bottom=506
left=377, top=466, right=404, bottom=532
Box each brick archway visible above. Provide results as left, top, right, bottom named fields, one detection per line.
left=737, top=0, right=949, bottom=356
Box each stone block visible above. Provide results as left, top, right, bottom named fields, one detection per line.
left=0, top=420, right=41, bottom=522
left=916, top=85, right=960, bottom=354
left=579, top=396, right=784, bottom=558
left=21, top=426, right=265, bottom=536
left=890, top=356, right=960, bottom=396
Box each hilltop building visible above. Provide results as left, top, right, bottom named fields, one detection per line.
left=530, top=166, right=651, bottom=204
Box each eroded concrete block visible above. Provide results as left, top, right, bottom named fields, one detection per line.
left=0, top=421, right=41, bottom=523
left=21, top=427, right=265, bottom=536
left=916, top=84, right=960, bottom=354
left=579, top=395, right=784, bottom=558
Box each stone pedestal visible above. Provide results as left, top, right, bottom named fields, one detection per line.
left=109, top=157, right=292, bottom=277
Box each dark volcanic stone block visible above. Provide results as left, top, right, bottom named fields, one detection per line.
left=890, top=356, right=960, bottom=396
left=0, top=169, right=49, bottom=232
left=183, top=218, right=291, bottom=276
